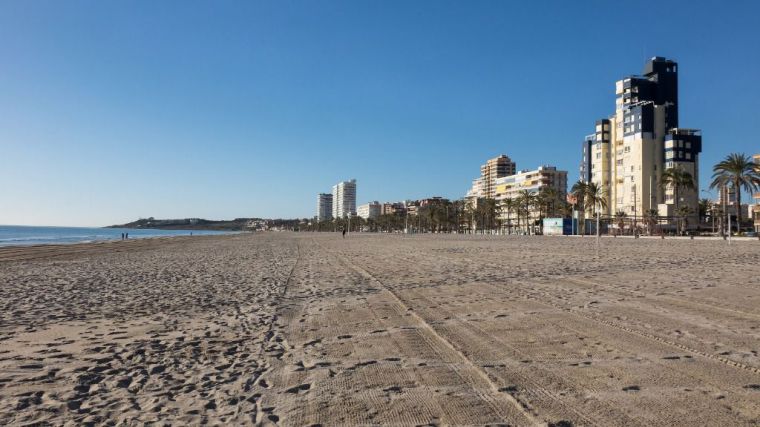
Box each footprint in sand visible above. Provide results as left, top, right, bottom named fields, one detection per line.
left=285, top=383, right=311, bottom=394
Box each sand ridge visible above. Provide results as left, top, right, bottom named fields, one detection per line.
left=0, top=233, right=759, bottom=425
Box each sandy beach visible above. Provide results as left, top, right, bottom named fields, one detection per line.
left=1, top=233, right=759, bottom=425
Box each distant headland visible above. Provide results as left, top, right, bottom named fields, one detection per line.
left=108, top=217, right=302, bottom=231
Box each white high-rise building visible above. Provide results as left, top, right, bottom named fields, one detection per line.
left=317, top=193, right=333, bottom=221
left=332, top=179, right=357, bottom=218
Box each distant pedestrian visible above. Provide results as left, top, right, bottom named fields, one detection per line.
left=125, top=233, right=129, bottom=239
left=342, top=228, right=346, bottom=238
left=121, top=233, right=124, bottom=240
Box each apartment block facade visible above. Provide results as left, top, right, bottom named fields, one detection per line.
left=468, top=155, right=517, bottom=200
left=357, top=201, right=381, bottom=220
left=499, top=166, right=567, bottom=228
left=581, top=57, right=702, bottom=226
left=467, top=160, right=568, bottom=227
left=580, top=134, right=595, bottom=183
left=316, top=193, right=333, bottom=221
left=381, top=202, right=406, bottom=216
left=492, top=166, right=568, bottom=202
left=332, top=179, right=357, bottom=219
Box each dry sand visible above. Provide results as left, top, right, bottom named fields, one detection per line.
left=0, top=232, right=759, bottom=426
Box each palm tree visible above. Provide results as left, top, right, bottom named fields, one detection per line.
left=584, top=182, right=607, bottom=236
left=535, top=187, right=560, bottom=234
left=470, top=198, right=494, bottom=234
left=449, top=199, right=464, bottom=233
left=517, top=190, right=536, bottom=235
left=570, top=181, right=588, bottom=234
left=660, top=166, right=695, bottom=234
left=479, top=198, right=498, bottom=234
left=643, top=209, right=659, bottom=236
left=512, top=197, right=522, bottom=234
left=464, top=199, right=477, bottom=234
left=539, top=187, right=560, bottom=218
left=424, top=201, right=443, bottom=233
left=675, top=206, right=693, bottom=235
left=710, top=153, right=760, bottom=233
left=614, top=210, right=628, bottom=235
left=585, top=182, right=608, bottom=217
left=501, top=198, right=516, bottom=234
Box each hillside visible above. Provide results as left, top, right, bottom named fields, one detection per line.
left=108, top=217, right=304, bottom=231
left=108, top=217, right=253, bottom=231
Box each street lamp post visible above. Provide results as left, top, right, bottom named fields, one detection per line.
left=596, top=200, right=601, bottom=257
left=721, top=185, right=731, bottom=244
left=572, top=202, right=576, bottom=236
left=633, top=184, right=638, bottom=238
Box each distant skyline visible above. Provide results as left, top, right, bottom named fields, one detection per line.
left=2, top=1, right=759, bottom=226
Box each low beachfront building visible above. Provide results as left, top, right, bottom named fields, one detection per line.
left=381, top=202, right=406, bottom=216
left=493, top=166, right=568, bottom=227
left=465, top=159, right=568, bottom=232
left=357, top=201, right=381, bottom=220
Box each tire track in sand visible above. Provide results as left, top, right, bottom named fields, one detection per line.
left=314, top=238, right=542, bottom=427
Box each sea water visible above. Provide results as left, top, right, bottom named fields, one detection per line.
left=0, top=225, right=233, bottom=246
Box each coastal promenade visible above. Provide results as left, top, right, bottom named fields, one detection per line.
left=1, top=233, right=759, bottom=425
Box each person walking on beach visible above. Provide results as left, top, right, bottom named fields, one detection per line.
left=121, top=233, right=124, bottom=240
left=125, top=232, right=129, bottom=239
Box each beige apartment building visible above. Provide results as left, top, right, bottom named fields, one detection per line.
left=581, top=57, right=702, bottom=228
left=493, top=166, right=567, bottom=226
left=357, top=201, right=381, bottom=220
left=467, top=159, right=567, bottom=229
left=468, top=155, right=516, bottom=200
left=381, top=202, right=405, bottom=216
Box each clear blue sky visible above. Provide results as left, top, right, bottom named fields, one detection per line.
left=2, top=1, right=759, bottom=226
